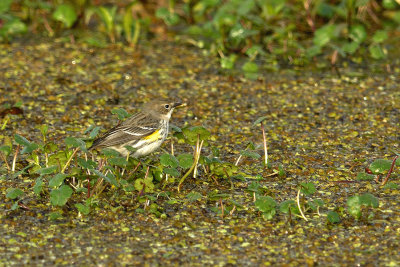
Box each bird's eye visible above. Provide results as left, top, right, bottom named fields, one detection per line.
left=164, top=104, right=170, bottom=109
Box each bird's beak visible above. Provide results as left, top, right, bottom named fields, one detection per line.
left=173, top=101, right=185, bottom=108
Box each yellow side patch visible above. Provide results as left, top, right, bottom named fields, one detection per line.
left=143, top=130, right=161, bottom=142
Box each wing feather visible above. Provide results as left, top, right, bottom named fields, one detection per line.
left=90, top=112, right=159, bottom=149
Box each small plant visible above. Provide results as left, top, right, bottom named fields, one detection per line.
left=255, top=195, right=277, bottom=220
left=176, top=126, right=210, bottom=190
left=5, top=188, right=24, bottom=211
left=360, top=156, right=399, bottom=186
left=52, top=4, right=78, bottom=28
left=347, top=193, right=379, bottom=220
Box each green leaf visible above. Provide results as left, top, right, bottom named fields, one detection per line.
left=111, top=108, right=130, bottom=120
left=96, top=6, right=117, bottom=33
left=382, top=0, right=399, bottom=9
left=349, top=24, right=367, bottom=44
left=279, top=200, right=299, bottom=214
left=262, top=209, right=276, bottom=220
left=240, top=150, right=261, bottom=159
left=327, top=211, right=340, bottom=223
left=75, top=203, right=90, bottom=215
left=21, top=143, right=39, bottom=154
left=342, top=41, right=359, bottom=55
left=6, top=188, right=23, bottom=199
left=359, top=193, right=379, bottom=208
left=0, top=145, right=11, bottom=156
left=242, top=61, right=258, bottom=73
left=0, top=19, right=27, bottom=37
left=65, top=137, right=87, bottom=151
left=278, top=164, right=286, bottom=178
left=255, top=196, right=276, bottom=213
left=300, top=182, right=316, bottom=196
left=11, top=202, right=19, bottom=211
left=50, top=185, right=73, bottom=206
left=160, top=154, right=179, bottom=168
left=101, top=148, right=121, bottom=157
left=210, top=162, right=238, bottom=177
left=316, top=2, right=335, bottom=18
left=306, top=45, right=322, bottom=58
left=177, top=154, right=194, bottom=169
left=245, top=45, right=265, bottom=58
left=369, top=44, right=386, bottom=59
left=0, top=0, right=13, bottom=13
left=77, top=158, right=97, bottom=170
left=92, top=169, right=118, bottom=187
left=134, top=177, right=154, bottom=193
left=313, top=24, right=337, bottom=47
left=14, top=134, right=31, bottom=147
left=48, top=211, right=63, bottom=220
left=369, top=159, right=392, bottom=174
left=156, top=7, right=180, bottom=26
left=186, top=191, right=202, bottom=202
left=356, top=172, right=375, bottom=181
left=372, top=30, right=388, bottom=43
left=308, top=199, right=324, bottom=211
left=39, top=124, right=48, bottom=137
left=163, top=167, right=180, bottom=177
left=182, top=126, right=210, bottom=145
left=253, top=116, right=268, bottom=126
left=44, top=142, right=58, bottom=153
left=383, top=182, right=398, bottom=189
left=89, top=126, right=101, bottom=139
left=347, top=195, right=361, bottom=219
left=52, top=4, right=78, bottom=28
left=48, top=173, right=68, bottom=188
left=207, top=191, right=231, bottom=201
left=220, top=54, right=237, bottom=70
left=34, top=165, right=58, bottom=175
left=108, top=157, right=128, bottom=167
left=33, top=178, right=44, bottom=195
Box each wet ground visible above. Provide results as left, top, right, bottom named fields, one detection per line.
left=0, top=39, right=399, bottom=266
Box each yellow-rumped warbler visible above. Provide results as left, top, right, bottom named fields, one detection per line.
left=89, top=99, right=182, bottom=157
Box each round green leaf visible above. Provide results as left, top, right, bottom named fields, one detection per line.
left=369, top=159, right=392, bottom=174
left=50, top=185, right=73, bottom=206
left=177, top=154, right=194, bottom=169
left=349, top=24, right=367, bottom=44
left=160, top=154, right=179, bottom=168
left=327, top=211, right=340, bottom=223
left=6, top=188, right=23, bottom=199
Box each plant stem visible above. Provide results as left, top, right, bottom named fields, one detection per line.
left=178, top=139, right=203, bottom=191
left=193, top=135, right=200, bottom=178
left=261, top=122, right=268, bottom=167
left=235, top=155, right=242, bottom=166
left=193, top=139, right=204, bottom=178
left=62, top=147, right=79, bottom=173
left=220, top=199, right=224, bottom=219
left=297, top=188, right=308, bottom=221
left=12, top=145, right=19, bottom=172
left=178, top=161, right=196, bottom=191
left=0, top=153, right=10, bottom=171
left=381, top=155, right=399, bottom=186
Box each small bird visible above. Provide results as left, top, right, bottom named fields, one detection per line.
left=89, top=99, right=182, bottom=157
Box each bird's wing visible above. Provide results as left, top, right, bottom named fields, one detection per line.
left=90, top=112, right=160, bottom=149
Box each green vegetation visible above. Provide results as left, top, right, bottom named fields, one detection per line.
left=2, top=105, right=398, bottom=225
left=1, top=2, right=400, bottom=265
left=1, top=0, right=400, bottom=73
